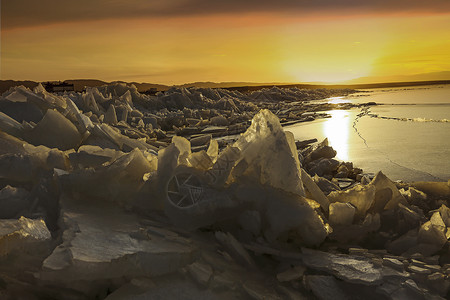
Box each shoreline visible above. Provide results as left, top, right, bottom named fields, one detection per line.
left=1, top=78, right=449, bottom=94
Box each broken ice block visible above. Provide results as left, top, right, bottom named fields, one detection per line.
left=108, top=148, right=155, bottom=181
left=411, top=181, right=450, bottom=197
left=369, top=171, right=407, bottom=212
left=95, top=123, right=156, bottom=153
left=82, top=124, right=120, bottom=150
left=64, top=97, right=94, bottom=134
left=310, top=138, right=337, bottom=160
left=206, top=139, right=219, bottom=163
left=400, top=187, right=427, bottom=203
left=329, top=213, right=380, bottom=243
left=0, top=217, right=51, bottom=257
left=258, top=186, right=329, bottom=246
left=4, top=89, right=28, bottom=102
left=313, top=174, right=340, bottom=195
left=41, top=194, right=194, bottom=283
left=205, top=145, right=240, bottom=186
left=115, top=105, right=129, bottom=122
left=3, top=85, right=51, bottom=112
left=157, top=144, right=180, bottom=186
left=69, top=145, right=120, bottom=169
left=328, top=184, right=375, bottom=219
left=34, top=83, right=67, bottom=109
left=0, top=99, right=43, bottom=124
left=119, top=90, right=133, bottom=107
left=61, top=148, right=155, bottom=205
left=27, top=109, right=81, bottom=150
left=190, top=134, right=212, bottom=147
left=210, top=115, right=228, bottom=126
left=0, top=111, right=24, bottom=137
left=301, top=169, right=330, bottom=212
left=418, top=211, right=447, bottom=248
left=438, top=204, right=450, bottom=227
left=0, top=131, right=29, bottom=155
left=82, top=88, right=101, bottom=114
left=233, top=109, right=305, bottom=196
left=172, top=136, right=191, bottom=165
left=104, top=104, right=118, bottom=125
left=396, top=203, right=422, bottom=232
left=329, top=202, right=355, bottom=226
left=186, top=150, right=213, bottom=171
left=307, top=158, right=340, bottom=177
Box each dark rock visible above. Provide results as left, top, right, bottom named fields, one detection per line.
left=310, top=145, right=337, bottom=160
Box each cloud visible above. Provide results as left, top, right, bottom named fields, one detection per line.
left=2, top=0, right=450, bottom=29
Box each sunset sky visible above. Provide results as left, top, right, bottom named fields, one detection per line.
left=1, top=0, right=450, bottom=85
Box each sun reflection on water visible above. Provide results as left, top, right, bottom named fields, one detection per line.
left=327, top=97, right=351, bottom=104
left=323, top=110, right=350, bottom=161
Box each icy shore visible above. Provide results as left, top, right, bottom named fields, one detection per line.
left=0, top=83, right=449, bottom=299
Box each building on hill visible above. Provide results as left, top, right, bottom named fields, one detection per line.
left=141, top=87, right=158, bottom=95
left=43, top=81, right=75, bottom=93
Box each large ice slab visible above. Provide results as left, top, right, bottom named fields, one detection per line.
left=0, top=99, right=43, bottom=124
left=41, top=194, right=195, bottom=282
left=329, top=202, right=355, bottom=226
left=0, top=111, right=24, bottom=137
left=60, top=148, right=155, bottom=204
left=233, top=109, right=305, bottom=196
left=369, top=171, right=407, bottom=212
left=301, top=168, right=330, bottom=212
left=417, top=211, right=447, bottom=249
left=328, top=184, right=376, bottom=219
left=27, top=109, right=81, bottom=150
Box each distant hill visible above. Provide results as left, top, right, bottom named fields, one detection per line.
left=112, top=81, right=169, bottom=92
left=178, top=77, right=450, bottom=90
left=341, top=71, right=450, bottom=85
left=179, top=81, right=285, bottom=88
left=224, top=80, right=450, bottom=93
left=1, top=77, right=449, bottom=95
left=0, top=79, right=170, bottom=94
left=64, top=79, right=108, bottom=92
left=66, top=80, right=170, bottom=92
left=0, top=80, right=39, bottom=94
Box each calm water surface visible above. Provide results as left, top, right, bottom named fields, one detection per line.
left=287, top=85, right=450, bottom=182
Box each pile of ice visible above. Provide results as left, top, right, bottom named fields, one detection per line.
left=0, top=84, right=449, bottom=299
left=249, top=86, right=354, bottom=102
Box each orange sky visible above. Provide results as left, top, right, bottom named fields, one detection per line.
left=1, top=1, right=450, bottom=84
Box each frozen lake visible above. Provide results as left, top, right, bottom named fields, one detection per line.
left=287, top=84, right=450, bottom=182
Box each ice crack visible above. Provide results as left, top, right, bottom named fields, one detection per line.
left=352, top=107, right=444, bottom=181
left=352, top=107, right=369, bottom=148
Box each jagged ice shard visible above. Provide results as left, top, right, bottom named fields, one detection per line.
left=233, top=109, right=305, bottom=196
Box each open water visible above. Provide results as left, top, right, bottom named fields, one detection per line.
left=287, top=84, right=450, bottom=182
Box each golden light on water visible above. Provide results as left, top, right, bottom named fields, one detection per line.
left=323, top=110, right=350, bottom=161
left=326, top=97, right=351, bottom=104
